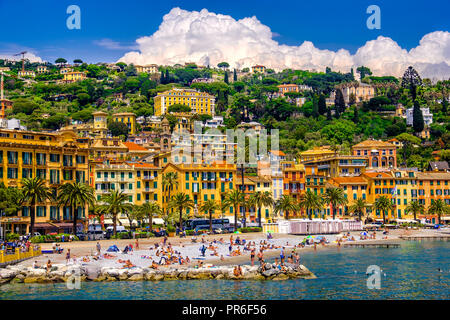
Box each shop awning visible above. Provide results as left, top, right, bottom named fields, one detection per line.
left=34, top=223, right=57, bottom=229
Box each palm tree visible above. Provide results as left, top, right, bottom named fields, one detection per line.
left=162, top=172, right=179, bottom=225
left=274, top=195, right=297, bottom=220
left=168, top=192, right=194, bottom=230
left=250, top=191, right=273, bottom=227
left=324, top=187, right=348, bottom=220
left=101, top=190, right=132, bottom=236
left=299, top=191, right=323, bottom=220
left=140, top=201, right=161, bottom=232
left=428, top=199, right=449, bottom=225
left=405, top=200, right=424, bottom=222
left=349, top=198, right=368, bottom=222
left=199, top=199, right=218, bottom=232
left=223, top=189, right=244, bottom=231
left=374, top=196, right=394, bottom=224
left=21, top=177, right=52, bottom=236
left=89, top=203, right=106, bottom=229
left=57, top=182, right=95, bottom=234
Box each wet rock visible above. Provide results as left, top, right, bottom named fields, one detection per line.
left=128, top=274, right=144, bottom=281
left=262, top=268, right=279, bottom=278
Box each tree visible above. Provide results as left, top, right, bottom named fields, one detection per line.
left=233, top=69, right=237, bottom=82
left=356, top=66, right=372, bottom=81
left=401, top=66, right=422, bottom=101
left=101, top=190, right=132, bottom=236
left=412, top=100, right=424, bottom=133
left=318, top=94, right=327, bottom=115
left=140, top=201, right=161, bottom=232
left=57, top=182, right=95, bottom=234
left=89, top=203, right=106, bottom=228
left=349, top=93, right=357, bottom=106
left=108, top=121, right=129, bottom=139
left=374, top=196, right=393, bottom=224
left=162, top=172, right=179, bottom=223
left=55, top=58, right=67, bottom=65
left=217, top=62, right=230, bottom=70
left=249, top=191, right=273, bottom=227
left=223, top=189, right=244, bottom=231
left=334, top=89, right=345, bottom=115
left=21, top=178, right=52, bottom=236
left=224, top=71, right=229, bottom=84
left=299, top=191, right=323, bottom=219
left=405, top=200, right=424, bottom=222
left=326, top=107, right=332, bottom=120
left=169, top=193, right=194, bottom=230
left=324, top=187, right=348, bottom=220
left=312, top=95, right=319, bottom=118
left=428, top=199, right=448, bottom=225
left=349, top=198, right=368, bottom=222
left=73, top=59, right=83, bottom=64
left=199, top=199, right=218, bottom=232
left=274, top=195, right=297, bottom=220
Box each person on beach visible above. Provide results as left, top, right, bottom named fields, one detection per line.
left=250, top=248, right=255, bottom=266
left=280, top=247, right=285, bottom=264
left=46, top=260, right=52, bottom=273
left=233, top=265, right=243, bottom=277
left=220, top=255, right=225, bottom=261
left=163, top=236, right=168, bottom=246
left=66, top=249, right=71, bottom=264
left=257, top=250, right=264, bottom=265
left=135, top=238, right=139, bottom=250
left=33, top=261, right=40, bottom=269
left=96, top=242, right=101, bottom=255
left=295, top=253, right=300, bottom=265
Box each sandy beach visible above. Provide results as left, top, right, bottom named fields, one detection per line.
left=17, top=228, right=448, bottom=270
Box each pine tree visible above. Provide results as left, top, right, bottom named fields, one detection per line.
left=312, top=96, right=319, bottom=118
left=224, top=71, right=229, bottom=84
left=326, top=107, right=332, bottom=120
left=412, top=100, right=424, bottom=133
left=233, top=69, right=237, bottom=82
left=442, top=90, right=448, bottom=114
left=318, top=94, right=327, bottom=115
left=334, top=89, right=345, bottom=114
left=160, top=70, right=165, bottom=84
left=165, top=69, right=170, bottom=84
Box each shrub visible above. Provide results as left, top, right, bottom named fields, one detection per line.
left=166, top=225, right=176, bottom=233
left=6, top=233, right=20, bottom=241
left=185, top=230, right=195, bottom=236
left=237, top=227, right=262, bottom=233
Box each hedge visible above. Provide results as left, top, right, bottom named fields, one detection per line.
left=237, top=227, right=262, bottom=233
left=30, top=233, right=79, bottom=243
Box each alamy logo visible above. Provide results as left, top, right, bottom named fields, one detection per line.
left=366, top=5, right=381, bottom=30
left=366, top=265, right=381, bottom=289
left=66, top=5, right=81, bottom=30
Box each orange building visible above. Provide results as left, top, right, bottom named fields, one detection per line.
left=352, top=139, right=397, bottom=169
left=416, top=172, right=450, bottom=223
left=327, top=176, right=369, bottom=218
left=282, top=162, right=305, bottom=202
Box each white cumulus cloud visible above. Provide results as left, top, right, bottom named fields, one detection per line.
left=0, top=51, right=43, bottom=63
left=118, top=7, right=450, bottom=79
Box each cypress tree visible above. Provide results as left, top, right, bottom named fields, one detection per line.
left=334, top=89, right=345, bottom=114
left=160, top=70, right=165, bottom=84
left=412, top=100, right=424, bottom=133
left=318, top=94, right=327, bottom=115
left=165, top=69, right=170, bottom=83
left=353, top=106, right=359, bottom=123
left=442, top=91, right=448, bottom=114
left=312, top=96, right=319, bottom=118
left=233, top=69, right=237, bottom=82
left=224, top=71, right=229, bottom=84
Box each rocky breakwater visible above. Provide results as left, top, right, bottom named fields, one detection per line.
left=0, top=262, right=315, bottom=284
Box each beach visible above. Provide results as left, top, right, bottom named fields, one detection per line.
left=16, top=228, right=447, bottom=270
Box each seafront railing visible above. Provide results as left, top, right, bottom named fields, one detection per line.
left=0, top=245, right=42, bottom=266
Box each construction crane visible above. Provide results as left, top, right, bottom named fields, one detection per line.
left=14, top=51, right=27, bottom=73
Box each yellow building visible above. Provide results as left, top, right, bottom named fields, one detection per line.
left=36, top=66, right=48, bottom=74
left=302, top=155, right=367, bottom=178
left=300, top=146, right=335, bottom=162
left=60, top=111, right=108, bottom=138
left=62, top=71, right=87, bottom=83
left=113, top=112, right=137, bottom=135
left=161, top=162, right=236, bottom=219
left=0, top=129, right=89, bottom=234
left=327, top=176, right=369, bottom=218
left=251, top=65, right=266, bottom=73
left=416, top=172, right=450, bottom=223
left=17, top=70, right=36, bottom=78
left=130, top=162, right=162, bottom=206
left=135, top=64, right=159, bottom=74
left=154, top=88, right=216, bottom=116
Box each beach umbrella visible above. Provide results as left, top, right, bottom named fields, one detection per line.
left=306, top=235, right=314, bottom=239
left=267, top=230, right=273, bottom=233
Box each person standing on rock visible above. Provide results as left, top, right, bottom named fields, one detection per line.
left=250, top=248, right=255, bottom=266
left=66, top=249, right=71, bottom=265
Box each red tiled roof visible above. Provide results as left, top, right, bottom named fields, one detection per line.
left=124, top=142, right=149, bottom=151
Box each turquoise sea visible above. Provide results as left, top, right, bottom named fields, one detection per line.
left=0, top=241, right=448, bottom=300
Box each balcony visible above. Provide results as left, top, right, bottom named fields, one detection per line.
left=317, top=164, right=331, bottom=170
left=143, top=187, right=156, bottom=193
left=142, top=175, right=155, bottom=180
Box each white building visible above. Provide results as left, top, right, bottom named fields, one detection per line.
left=406, top=107, right=433, bottom=126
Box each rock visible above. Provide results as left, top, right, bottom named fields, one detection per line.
left=127, top=268, right=143, bottom=276
left=128, top=274, right=144, bottom=281
left=49, top=270, right=66, bottom=278
left=215, top=274, right=225, bottom=280
left=93, top=275, right=107, bottom=282
left=272, top=273, right=289, bottom=281
left=153, top=273, right=164, bottom=281
left=0, top=269, right=18, bottom=279
left=85, top=266, right=101, bottom=280
left=262, top=268, right=279, bottom=278
left=106, top=269, right=119, bottom=277
left=24, top=277, right=41, bottom=283
left=118, top=273, right=129, bottom=281
left=27, top=269, right=46, bottom=277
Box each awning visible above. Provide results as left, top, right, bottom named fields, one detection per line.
left=52, top=223, right=83, bottom=228
left=442, top=217, right=450, bottom=221
left=34, top=223, right=57, bottom=229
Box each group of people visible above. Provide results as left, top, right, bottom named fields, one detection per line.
left=0, top=239, right=32, bottom=253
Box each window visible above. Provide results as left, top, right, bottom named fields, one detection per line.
left=36, top=153, right=46, bottom=165
left=7, top=151, right=18, bottom=164
left=22, top=168, right=32, bottom=179
left=7, top=168, right=18, bottom=179
left=76, top=155, right=85, bottom=164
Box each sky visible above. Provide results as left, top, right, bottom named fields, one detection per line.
left=0, top=0, right=449, bottom=78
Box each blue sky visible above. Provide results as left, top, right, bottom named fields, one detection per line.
left=0, top=0, right=449, bottom=64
